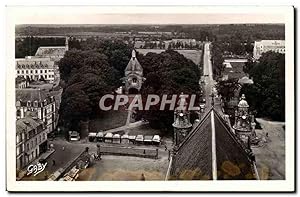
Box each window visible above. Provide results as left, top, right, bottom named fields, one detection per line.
left=40, top=70, right=43, bottom=73
left=45, top=75, right=47, bottom=79
left=16, top=134, right=21, bottom=144
left=26, top=70, right=28, bottom=74
left=35, top=70, right=38, bottom=74
left=31, top=70, right=33, bottom=74
left=45, top=70, right=47, bottom=73
left=21, top=70, right=24, bottom=74
left=17, top=70, right=20, bottom=74
left=27, top=101, right=31, bottom=107
left=16, top=109, right=21, bottom=117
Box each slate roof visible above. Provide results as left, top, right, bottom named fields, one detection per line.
left=168, top=108, right=258, bottom=180
left=15, top=89, right=54, bottom=107
left=16, top=57, right=54, bottom=69
left=125, top=50, right=143, bottom=75
left=35, top=46, right=67, bottom=57
left=16, top=117, right=44, bottom=134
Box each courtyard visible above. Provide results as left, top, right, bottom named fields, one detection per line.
left=252, top=118, right=285, bottom=180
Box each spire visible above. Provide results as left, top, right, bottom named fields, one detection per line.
left=132, top=49, right=136, bottom=60
left=65, top=37, right=69, bottom=51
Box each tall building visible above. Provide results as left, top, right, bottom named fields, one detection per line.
left=253, top=40, right=285, bottom=60
left=16, top=89, right=56, bottom=134
left=122, top=49, right=145, bottom=94
left=172, top=93, right=193, bottom=146
left=15, top=57, right=55, bottom=83
left=232, top=94, right=257, bottom=144
left=167, top=108, right=258, bottom=180
left=16, top=116, right=48, bottom=170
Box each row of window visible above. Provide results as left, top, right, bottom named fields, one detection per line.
left=26, top=133, right=46, bottom=152
left=17, top=64, right=51, bottom=69
left=17, top=70, right=53, bottom=74
left=17, top=74, right=55, bottom=79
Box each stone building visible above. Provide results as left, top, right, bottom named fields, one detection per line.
left=16, top=89, right=56, bottom=134
left=16, top=116, right=48, bottom=170
left=15, top=76, right=28, bottom=89
left=122, top=49, right=145, bottom=94
left=253, top=40, right=285, bottom=60
left=15, top=57, right=55, bottom=83
left=172, top=93, right=193, bottom=146
left=232, top=94, right=257, bottom=144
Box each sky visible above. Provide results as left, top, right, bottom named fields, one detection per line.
left=7, top=6, right=288, bottom=24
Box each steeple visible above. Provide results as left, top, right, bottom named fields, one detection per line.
left=132, top=49, right=136, bottom=60
left=233, top=94, right=257, bottom=144
left=172, top=93, right=192, bottom=146
left=65, top=37, right=69, bottom=51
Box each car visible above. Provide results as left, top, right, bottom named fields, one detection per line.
left=69, top=131, right=80, bottom=141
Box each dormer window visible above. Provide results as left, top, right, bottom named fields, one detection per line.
left=33, top=100, right=38, bottom=107
left=27, top=101, right=31, bottom=107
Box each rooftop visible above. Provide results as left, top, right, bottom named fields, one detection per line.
left=35, top=46, right=67, bottom=57
left=16, top=117, right=44, bottom=134
left=168, top=108, right=258, bottom=180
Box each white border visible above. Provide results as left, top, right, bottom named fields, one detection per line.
left=6, top=6, right=295, bottom=192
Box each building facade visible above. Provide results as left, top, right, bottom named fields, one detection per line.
left=16, top=57, right=55, bottom=83
left=232, top=94, right=257, bottom=144
left=16, top=89, right=56, bottom=134
left=122, top=50, right=145, bottom=94
left=253, top=40, right=285, bottom=60
left=15, top=76, right=29, bottom=89
left=16, top=117, right=48, bottom=170
left=172, top=93, right=193, bottom=146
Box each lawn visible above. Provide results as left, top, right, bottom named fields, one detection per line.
left=89, top=110, right=128, bottom=132
left=137, top=49, right=202, bottom=65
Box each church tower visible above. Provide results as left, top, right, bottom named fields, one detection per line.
left=65, top=37, right=69, bottom=51
left=172, top=93, right=193, bottom=146
left=123, top=49, right=145, bottom=94
left=233, top=94, right=256, bottom=144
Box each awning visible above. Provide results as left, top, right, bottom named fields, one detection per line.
left=152, top=135, right=161, bottom=142
left=144, top=135, right=153, bottom=142
left=128, top=135, right=136, bottom=140
left=105, top=133, right=113, bottom=138
left=135, top=135, right=144, bottom=141
left=121, top=134, right=129, bottom=139
left=113, top=134, right=121, bottom=138
left=96, top=132, right=104, bottom=137
left=88, top=132, right=97, bottom=137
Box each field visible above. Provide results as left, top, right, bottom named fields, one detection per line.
left=137, top=49, right=202, bottom=65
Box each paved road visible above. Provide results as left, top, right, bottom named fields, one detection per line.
left=202, top=42, right=215, bottom=111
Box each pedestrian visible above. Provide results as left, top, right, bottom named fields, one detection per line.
left=62, top=146, right=65, bottom=151
left=140, top=173, right=145, bottom=181
left=143, top=149, right=146, bottom=154
left=266, top=132, right=269, bottom=138
left=164, top=144, right=167, bottom=151
left=52, top=159, right=55, bottom=166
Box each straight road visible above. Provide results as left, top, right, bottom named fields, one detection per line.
left=202, top=42, right=215, bottom=110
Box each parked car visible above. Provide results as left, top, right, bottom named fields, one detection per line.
left=152, top=135, right=161, bottom=145
left=88, top=132, right=97, bottom=142
left=135, top=135, right=144, bottom=144
left=69, top=131, right=80, bottom=141
left=144, top=135, right=153, bottom=145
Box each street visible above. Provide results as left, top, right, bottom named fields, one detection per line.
left=202, top=42, right=215, bottom=110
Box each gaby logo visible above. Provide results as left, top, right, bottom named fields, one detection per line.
left=27, top=162, right=47, bottom=176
